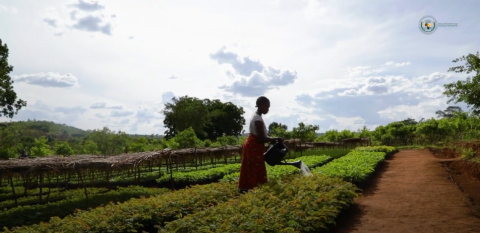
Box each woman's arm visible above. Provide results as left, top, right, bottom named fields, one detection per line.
left=254, top=121, right=281, bottom=143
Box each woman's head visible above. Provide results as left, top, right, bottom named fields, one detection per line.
left=256, top=96, right=270, bottom=114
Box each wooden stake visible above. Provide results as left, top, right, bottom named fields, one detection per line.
left=39, top=172, right=44, bottom=203
left=9, top=176, right=17, bottom=207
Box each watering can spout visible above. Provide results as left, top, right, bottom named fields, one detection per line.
left=277, top=160, right=302, bottom=169
left=264, top=141, right=303, bottom=169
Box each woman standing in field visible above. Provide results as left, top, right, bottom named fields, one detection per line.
left=238, top=96, right=283, bottom=192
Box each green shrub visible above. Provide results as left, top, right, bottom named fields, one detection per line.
left=159, top=174, right=359, bottom=233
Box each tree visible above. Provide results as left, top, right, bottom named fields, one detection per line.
left=203, top=99, right=245, bottom=140
left=443, top=51, right=480, bottom=114
left=435, top=106, right=463, bottom=118
left=86, top=127, right=130, bottom=155
left=162, top=96, right=210, bottom=139
left=162, top=96, right=245, bottom=141
left=399, top=118, right=418, bottom=125
left=30, top=136, right=54, bottom=157
left=166, top=127, right=202, bottom=149
left=55, top=141, right=74, bottom=156
left=268, top=122, right=287, bottom=136
left=292, top=122, right=319, bottom=144
left=0, top=39, right=27, bottom=118
left=216, top=134, right=238, bottom=146
left=269, top=124, right=292, bottom=139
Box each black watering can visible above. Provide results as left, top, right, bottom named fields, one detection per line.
left=264, top=141, right=302, bottom=169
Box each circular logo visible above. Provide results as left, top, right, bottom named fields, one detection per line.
left=419, top=15, right=437, bottom=35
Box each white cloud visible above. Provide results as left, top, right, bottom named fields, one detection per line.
left=0, top=4, right=18, bottom=14
left=90, top=101, right=123, bottom=109
left=110, top=110, right=134, bottom=117
left=385, top=61, right=411, bottom=67
left=413, top=72, right=454, bottom=84
left=13, top=72, right=79, bottom=88
left=136, top=105, right=163, bottom=124
left=1, top=0, right=478, bottom=134
left=40, top=1, right=115, bottom=36
left=303, top=0, right=327, bottom=18
left=378, top=98, right=447, bottom=122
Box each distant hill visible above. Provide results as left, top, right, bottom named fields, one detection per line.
left=0, top=120, right=88, bottom=138
left=0, top=120, right=164, bottom=140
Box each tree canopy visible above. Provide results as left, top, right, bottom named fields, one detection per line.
left=268, top=122, right=287, bottom=136
left=0, top=39, right=27, bottom=118
left=436, top=106, right=463, bottom=118
left=162, top=95, right=245, bottom=140
left=443, top=51, right=480, bottom=114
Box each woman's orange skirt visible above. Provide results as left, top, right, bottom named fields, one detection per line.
left=238, top=134, right=267, bottom=190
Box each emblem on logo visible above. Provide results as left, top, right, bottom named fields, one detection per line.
left=419, top=15, right=437, bottom=35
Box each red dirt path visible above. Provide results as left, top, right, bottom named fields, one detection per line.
left=334, top=149, right=480, bottom=233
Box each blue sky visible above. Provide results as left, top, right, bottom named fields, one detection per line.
left=0, top=0, right=478, bottom=134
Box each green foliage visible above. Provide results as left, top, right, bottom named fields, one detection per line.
left=313, top=148, right=396, bottom=183
left=268, top=122, right=288, bottom=136
left=157, top=164, right=241, bottom=184
left=443, top=51, right=480, bottom=114
left=163, top=97, right=246, bottom=141
left=54, top=141, right=74, bottom=156
left=216, top=134, right=238, bottom=146
left=461, top=147, right=476, bottom=160
left=86, top=127, right=131, bottom=155
left=436, top=106, right=463, bottom=119
left=29, top=136, right=54, bottom=157
left=353, top=146, right=398, bottom=154
left=82, top=139, right=100, bottom=154
left=203, top=99, right=246, bottom=140
left=170, top=127, right=203, bottom=149
left=160, top=174, right=359, bottom=233
left=163, top=96, right=210, bottom=139
left=269, top=124, right=292, bottom=139
left=0, top=39, right=27, bottom=119
left=5, top=183, right=240, bottom=233
left=1, top=186, right=169, bottom=230
left=292, top=122, right=319, bottom=143
left=0, top=187, right=108, bottom=211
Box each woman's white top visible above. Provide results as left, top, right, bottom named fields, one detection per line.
left=249, top=112, right=267, bottom=136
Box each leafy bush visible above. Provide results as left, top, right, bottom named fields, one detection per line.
left=1, top=186, right=169, bottom=230
left=314, top=151, right=386, bottom=183
left=216, top=135, right=237, bottom=146
left=156, top=164, right=241, bottom=183
left=354, top=146, right=398, bottom=154
left=159, top=174, right=359, bottom=233
left=54, top=141, right=74, bottom=156
left=5, top=183, right=240, bottom=233
left=0, top=187, right=108, bottom=210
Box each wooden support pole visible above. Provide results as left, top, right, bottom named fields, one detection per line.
left=194, top=148, right=198, bottom=171
left=9, top=176, right=17, bottom=207
left=46, top=172, right=52, bottom=202
left=77, top=169, right=88, bottom=205
left=39, top=172, right=44, bottom=203
left=169, top=156, right=174, bottom=190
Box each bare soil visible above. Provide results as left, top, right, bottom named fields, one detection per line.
left=333, top=149, right=480, bottom=233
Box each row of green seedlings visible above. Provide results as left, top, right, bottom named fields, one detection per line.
left=0, top=186, right=169, bottom=230
left=4, top=146, right=396, bottom=233
left=0, top=155, right=332, bottom=229
left=0, top=154, right=335, bottom=212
